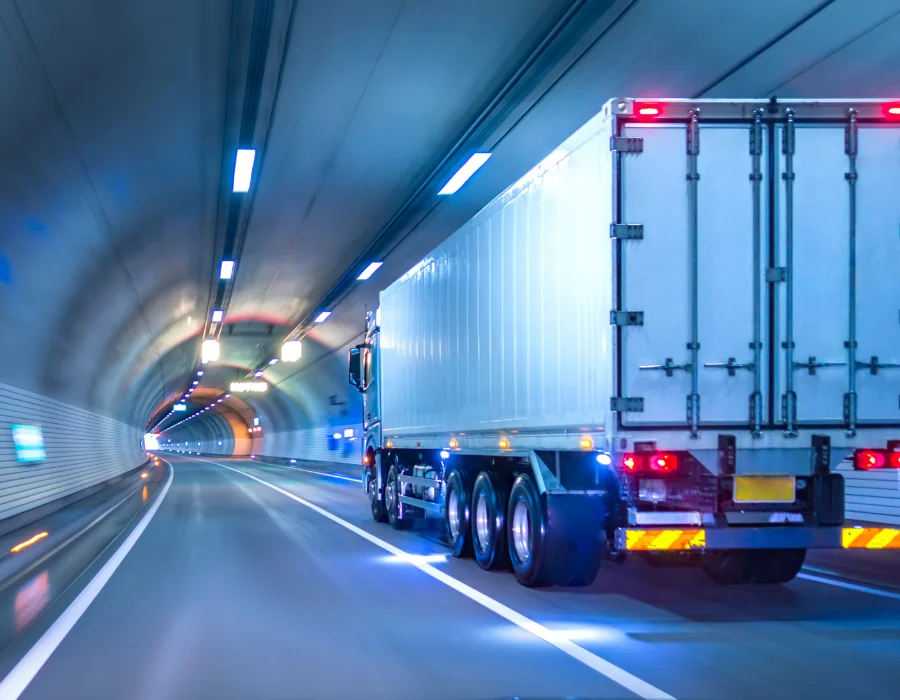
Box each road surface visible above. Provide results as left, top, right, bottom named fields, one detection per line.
left=1, top=455, right=898, bottom=700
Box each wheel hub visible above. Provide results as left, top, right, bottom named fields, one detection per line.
left=475, top=493, right=490, bottom=552
left=511, top=499, right=531, bottom=563
left=447, top=488, right=460, bottom=539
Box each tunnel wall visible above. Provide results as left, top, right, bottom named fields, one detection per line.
left=0, top=381, right=145, bottom=522
left=163, top=421, right=363, bottom=465
left=263, top=423, right=363, bottom=465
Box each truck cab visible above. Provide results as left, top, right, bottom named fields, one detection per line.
left=348, top=310, right=385, bottom=518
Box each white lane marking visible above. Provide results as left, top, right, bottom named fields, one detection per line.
left=0, top=464, right=175, bottom=700
left=797, top=573, right=900, bottom=601
left=207, top=459, right=674, bottom=700
left=250, top=459, right=360, bottom=483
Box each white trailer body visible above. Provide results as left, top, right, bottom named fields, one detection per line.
left=350, top=98, right=900, bottom=587
left=377, top=98, right=899, bottom=466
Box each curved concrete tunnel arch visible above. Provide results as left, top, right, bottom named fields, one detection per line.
left=0, top=0, right=897, bottom=538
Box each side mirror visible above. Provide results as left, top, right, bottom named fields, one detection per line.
left=348, top=346, right=363, bottom=390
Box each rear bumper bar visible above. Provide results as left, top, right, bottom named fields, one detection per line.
left=616, top=526, right=900, bottom=551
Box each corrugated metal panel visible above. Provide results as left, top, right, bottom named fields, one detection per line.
left=380, top=111, right=614, bottom=437
left=0, top=382, right=144, bottom=521
left=840, top=466, right=900, bottom=526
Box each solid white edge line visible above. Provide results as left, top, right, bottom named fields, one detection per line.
left=0, top=463, right=175, bottom=700
left=796, top=573, right=900, bottom=601
left=205, top=459, right=674, bottom=700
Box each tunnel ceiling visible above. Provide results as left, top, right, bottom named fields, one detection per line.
left=1, top=0, right=899, bottom=435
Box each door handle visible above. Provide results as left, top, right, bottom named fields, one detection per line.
left=855, top=356, right=900, bottom=375
left=792, top=356, right=846, bottom=376
left=639, top=358, right=691, bottom=377
left=703, top=357, right=755, bottom=376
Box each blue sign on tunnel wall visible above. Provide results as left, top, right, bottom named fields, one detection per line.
left=11, top=425, right=46, bottom=462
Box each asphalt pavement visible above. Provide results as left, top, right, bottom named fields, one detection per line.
left=2, top=455, right=899, bottom=700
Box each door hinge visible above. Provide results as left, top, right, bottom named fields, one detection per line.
left=610, top=136, right=643, bottom=153
left=766, top=267, right=786, bottom=282
left=610, top=310, right=644, bottom=326
left=610, top=223, right=644, bottom=240
left=611, top=397, right=644, bottom=412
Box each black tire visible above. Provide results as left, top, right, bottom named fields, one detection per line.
left=563, top=531, right=603, bottom=587
left=701, top=550, right=759, bottom=585
left=506, top=474, right=559, bottom=587
left=365, top=467, right=387, bottom=523
left=471, top=471, right=509, bottom=570
left=444, top=469, right=472, bottom=557
left=754, top=549, right=806, bottom=584
left=385, top=463, right=412, bottom=530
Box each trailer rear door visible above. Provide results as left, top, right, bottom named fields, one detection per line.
left=615, top=100, right=900, bottom=434
left=618, top=110, right=767, bottom=431
left=777, top=115, right=900, bottom=430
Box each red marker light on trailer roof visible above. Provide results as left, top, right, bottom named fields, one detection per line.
left=636, top=103, right=662, bottom=117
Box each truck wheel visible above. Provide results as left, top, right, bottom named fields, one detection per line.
left=385, top=463, right=411, bottom=530
left=506, top=474, right=558, bottom=587
left=701, top=550, right=759, bottom=585
left=444, top=469, right=471, bottom=557
left=471, top=471, right=508, bottom=570
left=754, top=549, right=806, bottom=584
left=365, top=468, right=387, bottom=523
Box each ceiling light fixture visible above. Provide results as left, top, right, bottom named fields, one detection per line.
left=201, top=339, right=219, bottom=364
left=357, top=262, right=383, bottom=280
left=281, top=340, right=302, bottom=362
left=220, top=260, right=235, bottom=279
left=232, top=149, right=256, bottom=193
left=211, top=310, right=223, bottom=323
left=438, top=152, right=491, bottom=195
left=314, top=311, right=331, bottom=323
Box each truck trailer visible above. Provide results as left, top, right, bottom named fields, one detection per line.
left=349, top=97, right=900, bottom=587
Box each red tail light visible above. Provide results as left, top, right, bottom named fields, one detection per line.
left=623, top=452, right=679, bottom=474
left=651, top=453, right=678, bottom=472
left=883, top=103, right=900, bottom=117
left=854, top=449, right=900, bottom=470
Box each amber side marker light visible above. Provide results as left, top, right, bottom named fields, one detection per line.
left=499, top=438, right=510, bottom=449
left=11, top=532, right=48, bottom=553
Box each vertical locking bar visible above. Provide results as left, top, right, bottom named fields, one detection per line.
left=781, top=109, right=798, bottom=436
left=749, top=109, right=764, bottom=437
left=844, top=108, right=858, bottom=436
left=686, top=109, right=701, bottom=438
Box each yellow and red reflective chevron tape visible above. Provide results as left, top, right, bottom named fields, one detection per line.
left=625, top=529, right=706, bottom=551
left=842, top=527, right=900, bottom=549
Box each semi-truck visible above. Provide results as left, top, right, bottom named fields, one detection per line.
left=349, top=97, right=900, bottom=587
